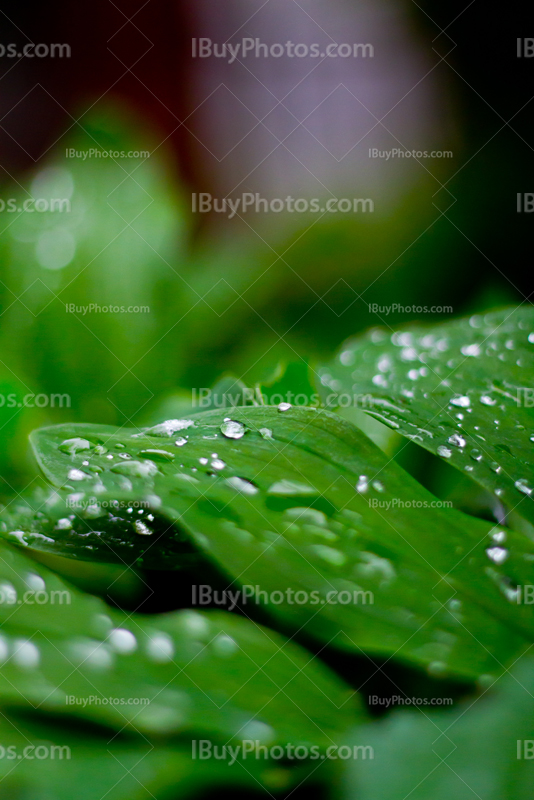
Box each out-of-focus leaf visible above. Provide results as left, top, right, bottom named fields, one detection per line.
left=0, top=711, right=286, bottom=800
left=341, top=655, right=534, bottom=800
left=318, top=306, right=534, bottom=525
left=0, top=541, right=357, bottom=743
left=24, top=407, right=534, bottom=680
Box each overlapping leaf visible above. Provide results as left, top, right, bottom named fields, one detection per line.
left=318, top=306, right=534, bottom=525
left=0, top=540, right=355, bottom=743
left=17, top=406, right=534, bottom=681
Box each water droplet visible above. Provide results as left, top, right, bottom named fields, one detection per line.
left=480, top=395, right=496, bottom=406
left=0, top=581, right=17, bottom=604
left=108, top=628, right=137, bottom=654
left=146, top=632, right=174, bottom=663
left=134, top=520, right=153, bottom=536
left=451, top=395, right=470, bottom=408
left=138, top=449, right=175, bottom=463
left=134, top=419, right=196, bottom=438
left=356, top=475, right=369, bottom=492
left=220, top=420, right=246, bottom=439
left=490, top=462, right=502, bottom=474
left=490, top=529, right=507, bottom=544
left=470, top=449, right=483, bottom=462
left=199, top=457, right=209, bottom=466
left=211, top=458, right=226, bottom=470
left=372, top=480, right=385, bottom=492
left=285, top=507, right=327, bottom=525
left=225, top=476, right=258, bottom=495
left=94, top=445, right=108, bottom=455
left=461, top=343, right=482, bottom=357
left=68, top=468, right=92, bottom=482
left=278, top=403, right=292, bottom=412
left=175, top=438, right=188, bottom=447
left=12, top=639, right=40, bottom=668
left=55, top=518, right=73, bottom=530
left=260, top=428, right=273, bottom=440
left=448, top=433, right=466, bottom=448
left=59, top=437, right=91, bottom=455
left=181, top=611, right=210, bottom=637
left=212, top=634, right=238, bottom=657
left=486, top=546, right=509, bottom=565
left=268, top=480, right=316, bottom=496
left=111, top=460, right=158, bottom=478
left=515, top=479, right=533, bottom=496
left=311, top=545, right=347, bottom=566
left=437, top=446, right=452, bottom=458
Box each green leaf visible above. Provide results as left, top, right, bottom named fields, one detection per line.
left=0, top=540, right=356, bottom=744
left=0, top=711, right=287, bottom=800
left=342, top=655, right=534, bottom=800
left=25, top=407, right=534, bottom=680
left=318, top=306, right=534, bottom=525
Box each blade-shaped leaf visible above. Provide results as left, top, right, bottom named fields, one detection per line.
left=0, top=711, right=287, bottom=800
left=0, top=540, right=356, bottom=744
left=318, top=306, right=534, bottom=525
left=25, top=407, right=534, bottom=681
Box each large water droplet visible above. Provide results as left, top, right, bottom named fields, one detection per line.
left=59, top=438, right=91, bottom=455
left=134, top=420, right=196, bottom=438
left=268, top=479, right=316, bottom=496
left=111, top=460, right=158, bottom=478
left=220, top=420, right=246, bottom=439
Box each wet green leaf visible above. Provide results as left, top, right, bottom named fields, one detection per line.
left=0, top=540, right=356, bottom=743
left=318, top=306, right=534, bottom=525
left=24, top=406, right=534, bottom=681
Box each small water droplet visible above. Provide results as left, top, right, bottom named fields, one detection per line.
left=146, top=632, right=174, bottom=663
left=111, top=460, right=158, bottom=478
left=268, top=480, right=316, bottom=496
left=486, top=546, right=509, bottom=565
left=356, top=475, right=369, bottom=492
left=448, top=433, right=466, bottom=448
left=68, top=468, right=92, bottom=482
left=437, top=446, right=452, bottom=458
left=278, top=403, right=292, bottom=412
left=515, top=479, right=533, bottom=496
left=12, top=639, right=40, bottom=668
left=260, top=428, right=273, bottom=440
left=138, top=449, right=175, bottom=463
left=470, top=449, right=483, bottom=462
left=451, top=395, right=470, bottom=408
left=480, top=395, right=496, bottom=406
left=175, top=438, right=188, bottom=447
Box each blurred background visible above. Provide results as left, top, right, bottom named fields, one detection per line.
left=0, top=0, right=531, bottom=492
